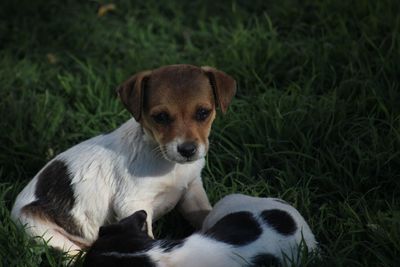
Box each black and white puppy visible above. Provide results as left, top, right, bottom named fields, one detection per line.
left=83, top=194, right=317, bottom=267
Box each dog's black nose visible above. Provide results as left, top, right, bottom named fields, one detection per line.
left=177, top=142, right=197, bottom=158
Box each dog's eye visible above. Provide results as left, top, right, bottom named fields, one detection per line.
left=152, top=112, right=172, bottom=125
left=195, top=108, right=211, bottom=122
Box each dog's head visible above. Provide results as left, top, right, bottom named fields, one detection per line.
left=117, top=64, right=236, bottom=163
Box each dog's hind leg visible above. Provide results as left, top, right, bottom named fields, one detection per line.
left=16, top=213, right=88, bottom=256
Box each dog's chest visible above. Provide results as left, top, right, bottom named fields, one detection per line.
left=149, top=180, right=184, bottom=218
left=125, top=160, right=203, bottom=218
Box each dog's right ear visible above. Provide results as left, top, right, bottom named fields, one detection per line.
left=117, top=70, right=152, bottom=122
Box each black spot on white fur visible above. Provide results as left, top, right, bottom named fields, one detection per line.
left=250, top=253, right=280, bottom=267
left=22, top=160, right=82, bottom=236
left=205, top=211, right=262, bottom=245
left=260, top=209, right=297, bottom=236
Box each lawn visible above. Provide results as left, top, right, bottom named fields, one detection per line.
left=0, top=0, right=399, bottom=266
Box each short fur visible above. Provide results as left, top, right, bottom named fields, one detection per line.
left=83, top=194, right=317, bottom=267
left=202, top=194, right=318, bottom=265
left=11, top=64, right=236, bottom=254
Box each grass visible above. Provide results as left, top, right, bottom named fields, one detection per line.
left=1, top=0, right=399, bottom=266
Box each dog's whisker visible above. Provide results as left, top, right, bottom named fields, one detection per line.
left=150, top=146, right=165, bottom=160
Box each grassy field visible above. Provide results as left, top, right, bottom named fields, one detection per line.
left=1, top=0, right=399, bottom=266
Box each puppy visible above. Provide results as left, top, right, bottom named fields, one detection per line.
left=202, top=194, right=318, bottom=266
left=11, top=64, right=236, bottom=254
left=83, top=194, right=317, bottom=267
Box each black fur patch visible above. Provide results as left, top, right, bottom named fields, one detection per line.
left=205, top=211, right=262, bottom=246
left=22, top=160, right=82, bottom=236
left=83, top=254, right=156, bottom=267
left=249, top=253, right=280, bottom=267
left=84, top=228, right=156, bottom=267
left=84, top=253, right=155, bottom=267
left=159, top=239, right=184, bottom=252
left=260, top=209, right=297, bottom=236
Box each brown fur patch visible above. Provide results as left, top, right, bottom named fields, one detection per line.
left=141, top=65, right=216, bottom=149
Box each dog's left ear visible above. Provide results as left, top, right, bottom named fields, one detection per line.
left=201, top=66, right=237, bottom=114
left=117, top=70, right=152, bottom=122
left=133, top=210, right=148, bottom=232
left=98, top=210, right=148, bottom=237
left=119, top=210, right=148, bottom=232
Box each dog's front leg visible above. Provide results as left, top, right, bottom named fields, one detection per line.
left=178, top=178, right=212, bottom=229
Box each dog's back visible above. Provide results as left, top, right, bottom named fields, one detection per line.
left=202, top=194, right=318, bottom=265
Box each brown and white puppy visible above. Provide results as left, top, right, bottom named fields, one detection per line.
left=11, top=64, right=236, bottom=255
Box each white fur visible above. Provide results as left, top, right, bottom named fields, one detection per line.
left=103, top=235, right=239, bottom=267
left=97, top=194, right=317, bottom=267
left=202, top=194, right=318, bottom=265
left=159, top=194, right=318, bottom=266
left=155, top=195, right=318, bottom=267
left=151, top=235, right=243, bottom=267
left=11, top=118, right=210, bottom=251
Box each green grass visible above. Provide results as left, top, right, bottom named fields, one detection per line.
left=1, top=0, right=399, bottom=266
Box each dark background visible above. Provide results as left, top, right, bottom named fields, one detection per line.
left=0, top=0, right=399, bottom=266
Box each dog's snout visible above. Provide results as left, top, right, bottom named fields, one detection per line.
left=177, top=142, right=197, bottom=158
